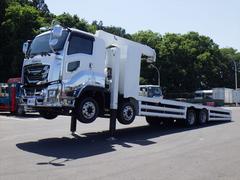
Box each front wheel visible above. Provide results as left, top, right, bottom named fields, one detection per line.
left=117, top=101, right=136, bottom=125
left=16, top=105, right=25, bottom=116
left=39, top=110, right=58, bottom=120
left=75, top=97, right=99, bottom=124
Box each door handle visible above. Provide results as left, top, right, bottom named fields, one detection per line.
left=89, top=63, right=93, bottom=69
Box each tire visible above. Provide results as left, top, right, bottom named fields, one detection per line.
left=146, top=116, right=161, bottom=126
left=185, top=109, right=196, bottom=127
left=117, top=101, right=136, bottom=125
left=198, top=109, right=208, bottom=125
left=16, top=105, right=25, bottom=116
left=39, top=110, right=58, bottom=120
left=75, top=97, right=99, bottom=124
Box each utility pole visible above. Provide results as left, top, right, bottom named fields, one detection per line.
left=232, top=60, right=238, bottom=106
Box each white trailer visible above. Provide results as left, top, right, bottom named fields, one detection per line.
left=213, top=88, right=234, bottom=104
left=21, top=24, right=231, bottom=134
left=233, top=89, right=240, bottom=104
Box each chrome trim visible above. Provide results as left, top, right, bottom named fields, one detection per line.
left=63, top=70, right=105, bottom=96
left=23, top=65, right=50, bottom=85
left=21, top=83, right=73, bottom=108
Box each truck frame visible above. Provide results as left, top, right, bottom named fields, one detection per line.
left=21, top=24, right=231, bottom=135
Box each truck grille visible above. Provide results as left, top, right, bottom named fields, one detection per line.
left=23, top=65, right=50, bottom=85
left=24, top=88, right=43, bottom=96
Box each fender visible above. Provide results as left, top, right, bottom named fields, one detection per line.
left=76, top=85, right=105, bottom=98
left=75, top=85, right=107, bottom=115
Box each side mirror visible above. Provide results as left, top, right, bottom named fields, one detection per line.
left=22, top=42, right=29, bottom=55
left=49, top=25, right=63, bottom=52
left=52, top=25, right=63, bottom=38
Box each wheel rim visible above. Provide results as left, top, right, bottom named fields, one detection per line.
left=200, top=111, right=207, bottom=123
left=187, top=111, right=195, bottom=125
left=82, top=101, right=96, bottom=119
left=123, top=105, right=134, bottom=121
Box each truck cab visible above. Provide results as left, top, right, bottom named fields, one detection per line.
left=194, top=90, right=213, bottom=100
left=139, top=85, right=163, bottom=98
left=21, top=25, right=108, bottom=119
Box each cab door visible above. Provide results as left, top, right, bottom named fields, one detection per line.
left=63, top=32, right=95, bottom=82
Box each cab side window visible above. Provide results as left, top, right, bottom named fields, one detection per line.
left=67, top=34, right=94, bottom=55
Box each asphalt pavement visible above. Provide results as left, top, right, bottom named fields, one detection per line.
left=0, top=108, right=240, bottom=180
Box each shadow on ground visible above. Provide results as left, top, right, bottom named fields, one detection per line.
left=16, top=121, right=231, bottom=166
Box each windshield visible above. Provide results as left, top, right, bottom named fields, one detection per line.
left=195, top=93, right=202, bottom=98
left=28, top=30, right=69, bottom=57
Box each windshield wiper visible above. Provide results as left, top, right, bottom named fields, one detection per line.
left=29, top=53, right=37, bottom=58
left=40, top=52, right=51, bottom=56
left=29, top=51, right=51, bottom=58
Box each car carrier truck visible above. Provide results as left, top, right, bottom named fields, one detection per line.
left=21, top=23, right=231, bottom=135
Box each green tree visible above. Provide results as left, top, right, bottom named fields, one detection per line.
left=92, top=20, right=131, bottom=38
left=133, top=31, right=235, bottom=95
left=0, top=0, right=9, bottom=24
left=56, top=13, right=95, bottom=33
left=132, top=31, right=162, bottom=86
left=219, top=48, right=240, bottom=89
left=0, top=2, right=45, bottom=81
left=31, top=0, right=49, bottom=15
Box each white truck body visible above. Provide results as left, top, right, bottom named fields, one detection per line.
left=21, top=25, right=231, bottom=129
left=96, top=30, right=156, bottom=99
left=233, top=89, right=240, bottom=104
left=213, top=88, right=233, bottom=104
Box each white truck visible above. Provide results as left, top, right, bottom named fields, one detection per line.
left=21, top=24, right=231, bottom=134
left=213, top=88, right=233, bottom=104
left=194, top=90, right=213, bottom=100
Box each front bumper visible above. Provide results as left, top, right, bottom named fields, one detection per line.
left=21, top=83, right=75, bottom=108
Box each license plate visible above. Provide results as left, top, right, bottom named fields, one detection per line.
left=27, top=98, right=36, bottom=106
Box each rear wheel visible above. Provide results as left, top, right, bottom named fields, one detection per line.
left=117, top=101, right=136, bottom=125
left=75, top=97, right=99, bottom=124
left=185, top=109, right=196, bottom=126
left=199, top=109, right=208, bottom=125
left=39, top=110, right=58, bottom=120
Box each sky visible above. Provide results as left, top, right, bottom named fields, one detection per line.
left=45, top=0, right=240, bottom=51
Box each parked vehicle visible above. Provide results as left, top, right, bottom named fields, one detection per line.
left=194, top=90, right=213, bottom=100
left=187, top=89, right=223, bottom=107
left=212, top=88, right=234, bottom=104
left=233, top=89, right=240, bottom=104
left=20, top=24, right=231, bottom=132
left=0, top=78, right=35, bottom=115
left=0, top=79, right=22, bottom=114
left=0, top=83, right=11, bottom=112
left=139, top=85, right=163, bottom=98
